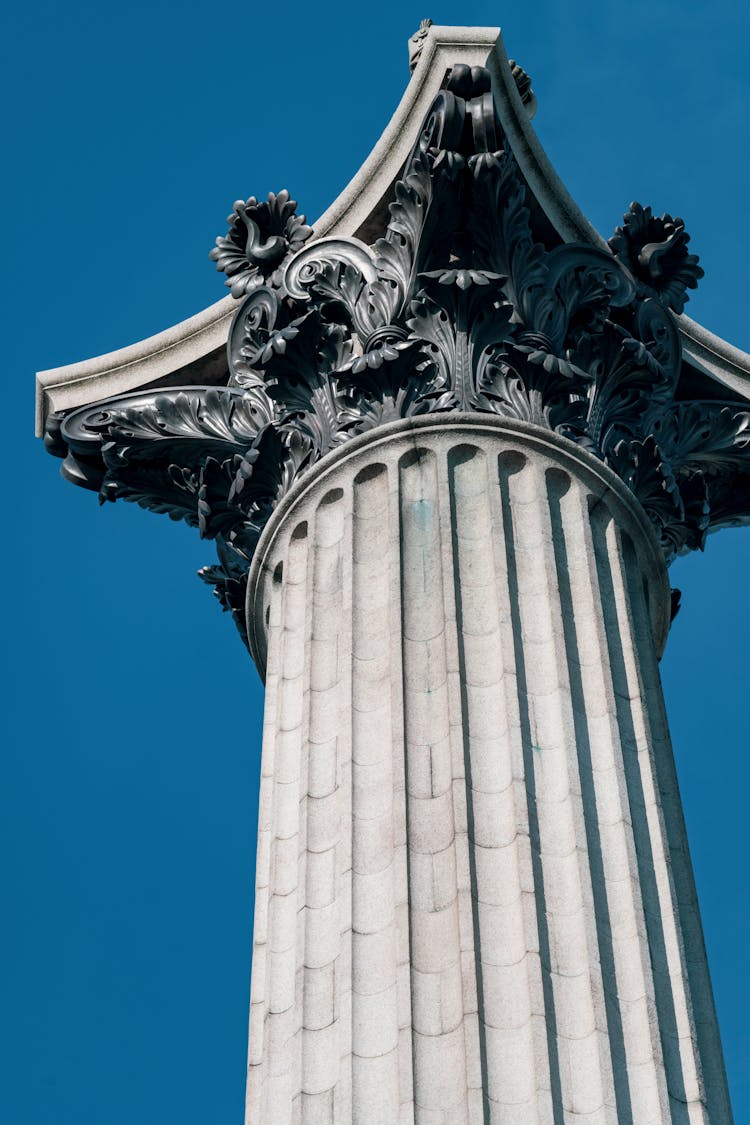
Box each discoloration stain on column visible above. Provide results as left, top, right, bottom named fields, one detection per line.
left=400, top=448, right=470, bottom=1124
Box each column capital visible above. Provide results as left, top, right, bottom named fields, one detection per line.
left=46, top=58, right=750, bottom=649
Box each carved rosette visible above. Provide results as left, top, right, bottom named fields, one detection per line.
left=46, top=64, right=750, bottom=646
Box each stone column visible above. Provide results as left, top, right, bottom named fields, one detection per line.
left=244, top=415, right=730, bottom=1125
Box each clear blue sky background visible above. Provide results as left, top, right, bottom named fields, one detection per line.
left=3, top=2, right=749, bottom=1121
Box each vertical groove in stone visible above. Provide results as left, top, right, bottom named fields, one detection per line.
left=449, top=445, right=539, bottom=1124
left=335, top=485, right=355, bottom=1125
left=622, top=540, right=734, bottom=1123
left=593, top=517, right=710, bottom=1125
left=582, top=500, right=672, bottom=1123
left=400, top=448, right=470, bottom=1123
left=259, top=521, right=310, bottom=1123
left=350, top=464, right=401, bottom=1124
left=508, top=458, right=610, bottom=1122
left=300, top=490, right=346, bottom=1121
left=246, top=561, right=285, bottom=1124
left=388, top=467, right=414, bottom=1125
left=497, top=450, right=561, bottom=1124
left=447, top=445, right=488, bottom=1125
left=553, top=485, right=669, bottom=1124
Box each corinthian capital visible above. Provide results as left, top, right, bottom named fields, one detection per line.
left=42, top=38, right=750, bottom=645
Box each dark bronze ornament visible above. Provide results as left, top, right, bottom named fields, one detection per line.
left=209, top=190, right=313, bottom=298
left=608, top=202, right=704, bottom=314
left=46, top=64, right=750, bottom=644
left=507, top=59, right=536, bottom=112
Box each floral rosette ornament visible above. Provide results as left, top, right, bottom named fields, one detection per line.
left=209, top=190, right=314, bottom=297
left=608, top=202, right=704, bottom=314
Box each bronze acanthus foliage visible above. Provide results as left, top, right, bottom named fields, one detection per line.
left=48, top=64, right=750, bottom=644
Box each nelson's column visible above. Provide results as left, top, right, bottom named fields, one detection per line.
left=37, top=24, right=749, bottom=1125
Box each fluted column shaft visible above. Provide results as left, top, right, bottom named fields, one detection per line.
left=245, top=416, right=731, bottom=1125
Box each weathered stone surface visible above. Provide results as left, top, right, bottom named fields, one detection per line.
left=245, top=415, right=730, bottom=1123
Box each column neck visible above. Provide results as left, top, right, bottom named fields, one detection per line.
left=246, top=415, right=670, bottom=678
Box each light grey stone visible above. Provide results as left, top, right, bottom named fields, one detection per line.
left=244, top=416, right=729, bottom=1122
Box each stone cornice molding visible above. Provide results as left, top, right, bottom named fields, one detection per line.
left=35, top=24, right=750, bottom=436
left=35, top=299, right=235, bottom=438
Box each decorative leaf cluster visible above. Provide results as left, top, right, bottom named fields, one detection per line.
left=49, top=64, right=750, bottom=644
left=608, top=202, right=704, bottom=315
left=209, top=190, right=313, bottom=298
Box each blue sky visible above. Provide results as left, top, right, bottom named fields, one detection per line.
left=3, top=1, right=749, bottom=1121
